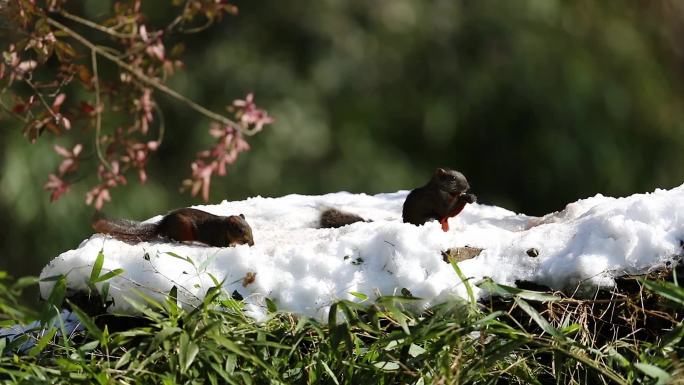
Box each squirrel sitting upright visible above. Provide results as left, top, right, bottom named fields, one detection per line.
left=92, top=208, right=255, bottom=247
left=402, top=168, right=476, bottom=231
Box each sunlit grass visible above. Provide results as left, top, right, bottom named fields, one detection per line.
left=0, top=261, right=681, bottom=384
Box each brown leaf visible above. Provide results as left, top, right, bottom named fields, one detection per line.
left=54, top=41, right=77, bottom=62
left=242, top=272, right=256, bottom=287
left=442, top=246, right=484, bottom=264
left=76, top=65, right=92, bottom=86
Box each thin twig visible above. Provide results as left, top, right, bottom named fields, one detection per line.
left=179, top=18, right=214, bottom=34
left=95, top=44, right=125, bottom=58
left=46, top=17, right=253, bottom=135
left=154, top=104, right=165, bottom=146
left=24, top=77, right=60, bottom=122
left=59, top=9, right=135, bottom=39
left=91, top=49, right=112, bottom=172
left=165, top=0, right=193, bottom=33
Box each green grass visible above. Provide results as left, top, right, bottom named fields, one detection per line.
left=0, top=264, right=681, bottom=384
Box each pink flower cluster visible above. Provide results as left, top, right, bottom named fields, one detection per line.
left=232, top=93, right=274, bottom=134
left=3, top=0, right=267, bottom=208
left=182, top=94, right=273, bottom=202
left=44, top=143, right=82, bottom=202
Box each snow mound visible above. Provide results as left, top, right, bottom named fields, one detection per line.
left=40, top=186, right=684, bottom=321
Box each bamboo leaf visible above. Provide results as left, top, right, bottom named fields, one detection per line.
left=642, top=279, right=684, bottom=305
left=28, top=328, right=57, bottom=357
left=179, top=332, right=200, bottom=374
left=478, top=278, right=562, bottom=302
left=92, top=268, right=124, bottom=283
left=67, top=301, right=103, bottom=340
left=265, top=297, right=277, bottom=313
left=514, top=297, right=564, bottom=339
left=349, top=291, right=368, bottom=301
left=451, top=260, right=475, bottom=305
left=165, top=252, right=195, bottom=268
left=634, top=363, right=670, bottom=385
left=90, top=249, right=105, bottom=283
left=320, top=361, right=340, bottom=385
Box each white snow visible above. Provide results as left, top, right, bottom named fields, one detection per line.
left=39, top=185, right=684, bottom=321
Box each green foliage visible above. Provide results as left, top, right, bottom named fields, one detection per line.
left=0, top=269, right=681, bottom=384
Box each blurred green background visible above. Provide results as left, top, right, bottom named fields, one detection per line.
left=2, top=0, right=684, bottom=281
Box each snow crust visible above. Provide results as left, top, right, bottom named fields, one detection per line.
left=40, top=185, right=684, bottom=321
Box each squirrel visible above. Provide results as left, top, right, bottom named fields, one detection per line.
left=92, top=208, right=255, bottom=247
left=402, top=168, right=476, bottom=231
left=319, top=208, right=367, bottom=228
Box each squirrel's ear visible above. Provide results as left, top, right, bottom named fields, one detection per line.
left=436, top=168, right=447, bottom=176
left=239, top=213, right=245, bottom=219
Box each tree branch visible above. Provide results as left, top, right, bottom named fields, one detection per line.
left=45, top=17, right=253, bottom=135
left=58, top=10, right=135, bottom=40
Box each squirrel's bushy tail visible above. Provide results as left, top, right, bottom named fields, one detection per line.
left=92, top=214, right=158, bottom=242
left=319, top=208, right=367, bottom=228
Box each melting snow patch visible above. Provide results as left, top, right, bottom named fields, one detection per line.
left=39, top=186, right=684, bottom=321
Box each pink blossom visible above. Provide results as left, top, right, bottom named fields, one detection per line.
left=53, top=143, right=82, bottom=175
left=60, top=116, right=71, bottom=130
left=184, top=121, right=255, bottom=201
left=139, top=25, right=149, bottom=42
left=189, top=160, right=214, bottom=202
left=52, top=93, right=66, bottom=109
left=16, top=60, right=37, bottom=73
left=85, top=184, right=112, bottom=210
left=146, top=42, right=165, bottom=61
left=44, top=174, right=71, bottom=202
left=136, top=89, right=155, bottom=135
left=232, top=93, right=274, bottom=133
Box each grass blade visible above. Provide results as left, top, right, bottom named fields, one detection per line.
left=514, top=297, right=564, bottom=340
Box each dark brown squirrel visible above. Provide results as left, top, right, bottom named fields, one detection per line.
left=92, top=208, right=255, bottom=247
left=402, top=168, right=476, bottom=232
left=319, top=208, right=368, bottom=228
